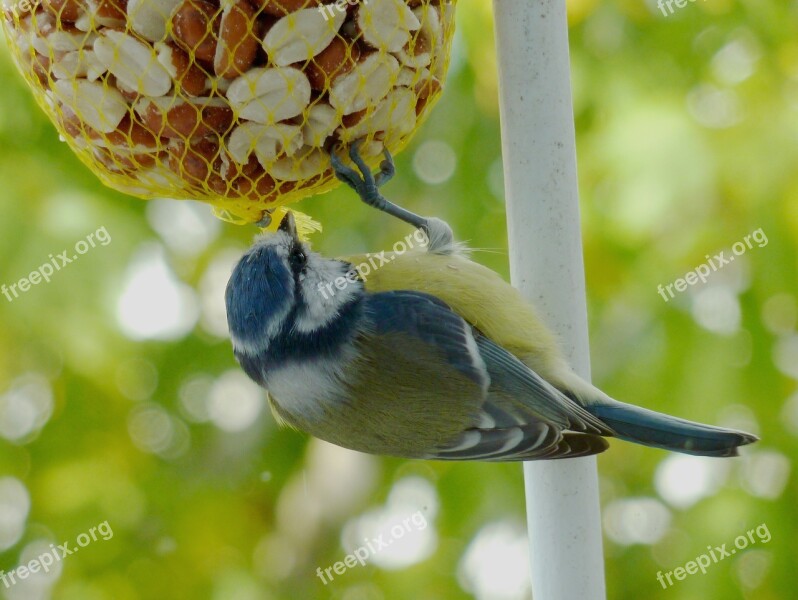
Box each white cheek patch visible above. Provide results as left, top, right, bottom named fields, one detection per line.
left=266, top=350, right=355, bottom=421
left=294, top=256, right=362, bottom=334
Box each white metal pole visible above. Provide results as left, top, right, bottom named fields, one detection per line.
left=492, top=1, right=606, bottom=599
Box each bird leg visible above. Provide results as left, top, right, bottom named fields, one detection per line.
left=330, top=140, right=430, bottom=233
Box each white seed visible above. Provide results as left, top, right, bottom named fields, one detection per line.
left=74, top=12, right=93, bottom=32
left=379, top=85, right=416, bottom=142
left=302, top=103, right=337, bottom=147
left=262, top=6, right=346, bottom=67
left=395, top=5, right=437, bottom=69
left=155, top=42, right=178, bottom=78
left=227, top=67, right=310, bottom=124
left=94, top=30, right=172, bottom=96
left=33, top=30, right=97, bottom=55
left=53, top=79, right=128, bottom=133
left=329, top=52, right=400, bottom=115
left=269, top=145, right=327, bottom=181
left=228, top=122, right=304, bottom=165
left=396, top=66, right=428, bottom=88
left=51, top=49, right=106, bottom=81
left=338, top=85, right=415, bottom=144
left=395, top=46, right=431, bottom=70
left=357, top=0, right=420, bottom=54
left=128, top=0, right=182, bottom=42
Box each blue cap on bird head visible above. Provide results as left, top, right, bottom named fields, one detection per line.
left=225, top=216, right=298, bottom=355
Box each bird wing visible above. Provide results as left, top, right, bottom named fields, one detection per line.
left=311, top=290, right=489, bottom=458
left=432, top=427, right=608, bottom=461
left=347, top=291, right=609, bottom=461
left=427, top=334, right=613, bottom=461
left=474, top=334, right=613, bottom=436
left=365, top=290, right=490, bottom=390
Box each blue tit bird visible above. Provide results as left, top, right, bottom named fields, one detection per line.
left=224, top=144, right=758, bottom=461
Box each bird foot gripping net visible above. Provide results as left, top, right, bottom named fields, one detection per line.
left=2, top=0, right=455, bottom=224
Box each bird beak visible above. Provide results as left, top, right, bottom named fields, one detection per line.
left=278, top=211, right=298, bottom=241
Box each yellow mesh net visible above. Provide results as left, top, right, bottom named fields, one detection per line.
left=2, top=0, right=455, bottom=223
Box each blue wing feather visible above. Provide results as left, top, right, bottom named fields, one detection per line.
left=475, top=334, right=611, bottom=435
left=363, top=291, right=489, bottom=390
left=360, top=291, right=609, bottom=460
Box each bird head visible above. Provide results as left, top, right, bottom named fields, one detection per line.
left=225, top=212, right=363, bottom=357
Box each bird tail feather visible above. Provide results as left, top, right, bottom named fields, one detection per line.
left=585, top=400, right=758, bottom=457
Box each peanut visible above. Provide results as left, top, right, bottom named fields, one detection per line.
left=171, top=0, right=219, bottom=63
left=156, top=41, right=210, bottom=96
left=135, top=96, right=234, bottom=138
left=305, top=36, right=359, bottom=90
left=214, top=0, right=260, bottom=79
left=42, top=0, right=84, bottom=23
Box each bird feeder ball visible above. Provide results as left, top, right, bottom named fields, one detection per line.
left=2, top=0, right=455, bottom=223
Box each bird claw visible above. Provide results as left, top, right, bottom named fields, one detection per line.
left=330, top=151, right=362, bottom=190
left=374, top=149, right=395, bottom=187
left=330, top=141, right=396, bottom=207
left=329, top=141, right=429, bottom=232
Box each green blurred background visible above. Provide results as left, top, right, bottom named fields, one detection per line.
left=1, top=0, right=796, bottom=598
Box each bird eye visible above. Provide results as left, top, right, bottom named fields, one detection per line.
left=289, top=245, right=307, bottom=272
